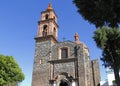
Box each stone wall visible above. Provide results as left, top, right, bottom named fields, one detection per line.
left=32, top=40, right=100, bottom=86
left=32, top=39, right=55, bottom=86
left=51, top=41, right=76, bottom=60
left=54, top=62, right=75, bottom=79
left=91, top=59, right=100, bottom=86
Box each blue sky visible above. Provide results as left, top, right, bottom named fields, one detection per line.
left=0, top=0, right=106, bottom=86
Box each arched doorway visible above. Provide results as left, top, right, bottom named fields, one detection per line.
left=59, top=79, right=70, bottom=86
left=55, top=73, right=74, bottom=86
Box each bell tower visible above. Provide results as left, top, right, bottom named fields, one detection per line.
left=32, top=4, right=59, bottom=86
left=37, top=3, right=58, bottom=41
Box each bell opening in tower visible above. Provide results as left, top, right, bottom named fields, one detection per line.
left=42, top=25, right=48, bottom=37
left=45, top=14, right=49, bottom=20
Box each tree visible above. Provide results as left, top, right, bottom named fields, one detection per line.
left=112, top=80, right=116, bottom=86
left=3, top=82, right=18, bottom=86
left=0, top=54, right=25, bottom=86
left=93, top=26, right=120, bottom=86
left=73, top=0, right=120, bottom=28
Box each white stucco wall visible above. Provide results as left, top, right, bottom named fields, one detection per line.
left=106, top=68, right=120, bottom=86
left=107, top=72, right=115, bottom=85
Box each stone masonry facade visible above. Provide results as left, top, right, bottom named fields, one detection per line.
left=32, top=4, right=100, bottom=86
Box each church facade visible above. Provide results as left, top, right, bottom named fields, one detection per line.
left=32, top=4, right=100, bottom=86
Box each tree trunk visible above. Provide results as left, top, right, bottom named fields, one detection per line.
left=113, top=67, right=120, bottom=86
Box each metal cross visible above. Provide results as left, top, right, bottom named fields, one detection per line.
left=63, top=37, right=66, bottom=41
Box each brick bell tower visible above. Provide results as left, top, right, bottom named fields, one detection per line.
left=32, top=4, right=59, bottom=86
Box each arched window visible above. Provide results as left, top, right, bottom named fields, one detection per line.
left=53, top=16, right=55, bottom=20
left=45, top=14, right=49, bottom=20
left=54, top=27, right=56, bottom=37
left=42, top=25, right=48, bottom=37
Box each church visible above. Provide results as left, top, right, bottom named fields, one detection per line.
left=32, top=4, right=100, bottom=86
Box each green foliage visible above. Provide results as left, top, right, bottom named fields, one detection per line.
left=93, top=26, right=120, bottom=85
left=73, top=0, right=120, bottom=85
left=0, top=54, right=25, bottom=85
left=112, top=80, right=116, bottom=85
left=93, top=27, right=120, bottom=68
left=3, top=82, right=18, bottom=86
left=73, top=0, right=120, bottom=27
left=93, top=27, right=108, bottom=49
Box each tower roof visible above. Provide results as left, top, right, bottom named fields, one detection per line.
left=74, top=33, right=89, bottom=56
left=46, top=3, right=53, bottom=11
